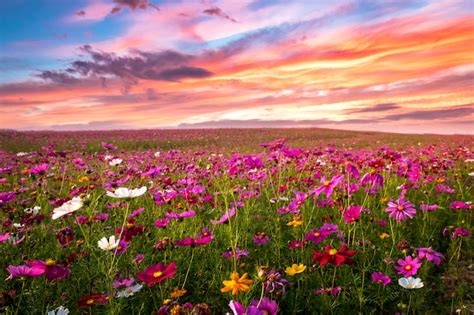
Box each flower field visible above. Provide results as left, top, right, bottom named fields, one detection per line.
left=0, top=129, right=472, bottom=314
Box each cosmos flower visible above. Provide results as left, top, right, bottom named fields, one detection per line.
left=253, top=232, right=270, bottom=245
left=312, top=245, right=357, bottom=267
left=109, top=158, right=123, bottom=166
left=137, top=262, right=177, bottom=287
left=450, top=201, right=469, bottom=211
left=229, top=297, right=278, bottom=315
left=29, top=163, right=48, bottom=175
left=305, top=229, right=329, bottom=244
left=371, top=272, right=391, bottom=286
left=52, top=197, right=83, bottom=220
left=398, top=277, right=424, bottom=289
left=56, top=227, right=74, bottom=247
left=414, top=247, right=444, bottom=266
left=211, top=207, right=236, bottom=225
left=98, top=235, right=120, bottom=251
left=263, top=270, right=289, bottom=294
left=285, top=263, right=306, bottom=276
left=221, top=272, right=253, bottom=296
left=106, top=186, right=147, bottom=198
left=116, top=284, right=143, bottom=298
left=47, top=306, right=69, bottom=315
left=27, top=259, right=70, bottom=281
left=385, top=197, right=416, bottom=222
left=343, top=205, right=362, bottom=223
left=309, top=175, right=344, bottom=198
left=223, top=247, right=249, bottom=260
left=314, top=287, right=342, bottom=296
left=6, top=264, right=45, bottom=279
left=101, top=142, right=117, bottom=150
left=77, top=292, right=109, bottom=307
left=394, top=256, right=422, bottom=277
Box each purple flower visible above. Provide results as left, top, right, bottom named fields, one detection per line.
left=451, top=228, right=470, bottom=239
left=113, top=276, right=135, bottom=288
left=315, top=286, right=342, bottom=296
left=154, top=218, right=170, bottom=228
left=371, top=272, right=391, bottom=286
left=101, top=142, right=117, bottom=150
left=305, top=229, right=329, bottom=244
left=420, top=204, right=439, bottom=212
left=253, top=232, right=270, bottom=245
left=223, top=247, right=249, bottom=260
left=263, top=270, right=289, bottom=294
left=415, top=247, right=444, bottom=266
left=56, top=227, right=74, bottom=247
left=128, top=207, right=145, bottom=218
left=27, top=260, right=70, bottom=281
left=385, top=197, right=416, bottom=222
left=0, top=191, right=15, bottom=206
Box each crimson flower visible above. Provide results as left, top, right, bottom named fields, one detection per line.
left=137, top=262, right=177, bottom=287
left=312, top=245, right=356, bottom=266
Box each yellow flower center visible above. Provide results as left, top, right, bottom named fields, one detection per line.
left=314, top=232, right=320, bottom=237
left=324, top=180, right=331, bottom=186
left=153, top=271, right=163, bottom=278
left=404, top=265, right=412, bottom=270
left=329, top=249, right=338, bottom=255
left=45, top=259, right=55, bottom=266
left=86, top=299, right=95, bottom=305
left=397, top=205, right=404, bottom=211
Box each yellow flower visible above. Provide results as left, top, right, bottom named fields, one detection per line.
left=170, top=287, right=187, bottom=298
left=379, top=232, right=390, bottom=240
left=78, top=176, right=89, bottom=183
left=285, top=263, right=306, bottom=276
left=287, top=216, right=304, bottom=227
left=221, top=272, right=253, bottom=296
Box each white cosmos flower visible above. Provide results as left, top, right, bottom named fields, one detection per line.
left=106, top=186, right=147, bottom=198
left=25, top=205, right=41, bottom=215
left=154, top=151, right=161, bottom=157
left=104, top=155, right=113, bottom=161
left=16, top=152, right=30, bottom=157
left=398, top=277, right=424, bottom=289
left=109, top=158, right=123, bottom=166
left=116, top=284, right=143, bottom=298
left=52, top=197, right=83, bottom=220
left=469, top=172, right=474, bottom=177
left=98, top=235, right=120, bottom=251
left=47, top=306, right=69, bottom=315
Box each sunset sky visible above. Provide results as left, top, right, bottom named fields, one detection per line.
left=0, top=0, right=473, bottom=133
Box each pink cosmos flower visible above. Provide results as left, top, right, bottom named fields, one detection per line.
left=0, top=232, right=10, bottom=243
left=253, top=232, right=270, bottom=245
left=7, top=264, right=45, bottom=279
left=137, top=262, right=177, bottom=287
left=309, top=175, right=344, bottom=198
left=415, top=247, right=444, bottom=266
left=385, top=197, right=416, bottom=222
left=371, top=272, right=391, bottom=286
left=27, top=260, right=70, bottom=281
left=305, top=229, right=329, bottom=244
left=29, top=163, right=48, bottom=175
left=394, top=256, right=422, bottom=277
left=343, top=205, right=362, bottom=223
left=211, top=207, right=236, bottom=225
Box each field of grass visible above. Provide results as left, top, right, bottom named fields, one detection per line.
left=0, top=128, right=472, bottom=314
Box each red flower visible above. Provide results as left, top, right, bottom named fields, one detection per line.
left=137, top=262, right=177, bottom=287
left=312, top=245, right=357, bottom=266
left=77, top=292, right=108, bottom=308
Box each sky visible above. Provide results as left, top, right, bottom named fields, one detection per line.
left=0, top=0, right=473, bottom=134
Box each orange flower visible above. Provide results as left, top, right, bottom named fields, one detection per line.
left=221, top=272, right=253, bottom=296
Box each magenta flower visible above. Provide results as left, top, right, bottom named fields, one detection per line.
left=7, top=264, right=45, bottom=279
left=101, top=142, right=117, bottom=150
left=394, top=256, right=422, bottom=277
left=420, top=204, right=439, bottom=212
left=385, top=197, right=416, bottom=222
left=415, top=247, right=444, bottom=266
left=154, top=218, right=170, bottom=228
left=211, top=207, right=236, bottom=225
left=450, top=201, right=469, bottom=211
left=309, top=175, right=344, bottom=198
left=29, top=163, right=48, bottom=175
left=0, top=232, right=10, bottom=243
left=343, top=205, right=362, bottom=223
left=314, top=286, right=342, bottom=296
left=253, top=232, right=270, bottom=245
left=371, top=272, right=391, bottom=286
left=137, top=262, right=177, bottom=287
left=128, top=207, right=145, bottom=218
left=56, top=227, right=74, bottom=247
left=27, top=260, right=70, bottom=281
left=223, top=247, right=249, bottom=260
left=451, top=227, right=470, bottom=239
left=305, top=229, right=329, bottom=244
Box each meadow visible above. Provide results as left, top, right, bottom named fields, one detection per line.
left=0, top=128, right=472, bottom=314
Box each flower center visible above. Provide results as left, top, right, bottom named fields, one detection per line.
left=86, top=299, right=95, bottom=305
left=329, top=249, right=338, bottom=255
left=45, top=259, right=55, bottom=266
left=404, top=265, right=412, bottom=270
left=153, top=271, right=163, bottom=278
left=397, top=205, right=404, bottom=211
left=314, top=232, right=320, bottom=237
left=324, top=180, right=331, bottom=186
